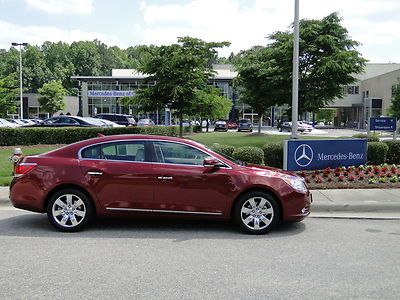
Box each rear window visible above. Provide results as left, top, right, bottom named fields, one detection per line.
left=239, top=120, right=250, bottom=124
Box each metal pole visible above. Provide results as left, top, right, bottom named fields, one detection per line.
left=19, top=45, right=23, bottom=119
left=291, top=0, right=300, bottom=139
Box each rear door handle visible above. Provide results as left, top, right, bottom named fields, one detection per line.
left=87, top=171, right=103, bottom=176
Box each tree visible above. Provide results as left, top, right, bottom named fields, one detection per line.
left=70, top=41, right=101, bottom=76
left=192, top=86, right=232, bottom=132
left=127, top=36, right=230, bottom=136
left=268, top=12, right=366, bottom=114
left=388, top=81, right=400, bottom=120
left=38, top=80, right=67, bottom=116
left=0, top=73, right=18, bottom=117
left=42, top=41, right=75, bottom=91
left=316, top=108, right=335, bottom=123
left=235, top=12, right=366, bottom=123
left=234, top=46, right=282, bottom=133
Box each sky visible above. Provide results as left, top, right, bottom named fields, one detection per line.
left=1, top=0, right=400, bottom=63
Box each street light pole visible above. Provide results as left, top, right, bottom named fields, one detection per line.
left=291, top=0, right=299, bottom=139
left=11, top=42, right=28, bottom=119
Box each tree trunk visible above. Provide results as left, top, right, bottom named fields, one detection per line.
left=179, top=112, right=183, bottom=138
left=206, top=119, right=209, bottom=132
left=258, top=113, right=262, bottom=133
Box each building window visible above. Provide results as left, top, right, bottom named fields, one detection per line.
left=344, top=85, right=360, bottom=95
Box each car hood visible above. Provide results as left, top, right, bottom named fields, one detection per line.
left=243, top=164, right=299, bottom=179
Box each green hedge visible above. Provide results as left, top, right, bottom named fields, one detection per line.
left=0, top=126, right=200, bottom=146
left=232, top=146, right=264, bottom=165
left=367, top=142, right=389, bottom=164
left=384, top=140, right=400, bottom=164
left=352, top=133, right=379, bottom=142
left=211, top=143, right=235, bottom=157
left=262, top=143, right=283, bottom=168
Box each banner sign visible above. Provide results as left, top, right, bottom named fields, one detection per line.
left=284, top=139, right=367, bottom=171
left=370, top=117, right=396, bottom=131
left=87, top=90, right=135, bottom=98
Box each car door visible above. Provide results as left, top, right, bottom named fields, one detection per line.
left=151, top=141, right=232, bottom=215
left=79, top=140, right=158, bottom=211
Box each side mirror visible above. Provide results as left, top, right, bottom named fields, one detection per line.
left=203, top=157, right=225, bottom=169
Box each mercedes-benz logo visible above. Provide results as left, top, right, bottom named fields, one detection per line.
left=294, top=144, right=313, bottom=167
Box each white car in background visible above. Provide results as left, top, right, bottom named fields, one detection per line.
left=0, top=119, right=21, bottom=128
left=298, top=121, right=313, bottom=132
left=96, top=118, right=124, bottom=127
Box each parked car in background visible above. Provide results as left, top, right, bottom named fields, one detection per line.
left=41, top=116, right=107, bottom=127
left=94, top=118, right=124, bottom=128
left=227, top=121, right=238, bottom=130
left=9, top=119, right=32, bottom=127
left=10, top=134, right=311, bottom=234
left=82, top=117, right=114, bottom=127
left=137, top=118, right=155, bottom=127
left=0, top=119, right=21, bottom=128
left=237, top=119, right=253, bottom=132
left=94, top=114, right=136, bottom=126
left=279, top=121, right=313, bottom=133
left=214, top=120, right=228, bottom=132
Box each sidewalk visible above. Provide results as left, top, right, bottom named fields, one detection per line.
left=1, top=186, right=400, bottom=218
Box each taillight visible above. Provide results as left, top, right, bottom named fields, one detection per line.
left=14, top=163, right=37, bottom=177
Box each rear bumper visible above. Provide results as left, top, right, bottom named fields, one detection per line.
left=9, top=177, right=46, bottom=213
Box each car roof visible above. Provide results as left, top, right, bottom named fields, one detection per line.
left=42, top=135, right=205, bottom=158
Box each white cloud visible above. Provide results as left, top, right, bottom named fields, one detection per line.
left=25, top=0, right=94, bottom=15
left=137, top=0, right=400, bottom=61
left=0, top=20, right=122, bottom=49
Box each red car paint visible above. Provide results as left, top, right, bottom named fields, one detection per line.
left=10, top=135, right=311, bottom=223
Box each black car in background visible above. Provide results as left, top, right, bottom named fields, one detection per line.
left=41, top=116, right=106, bottom=127
left=237, top=119, right=253, bottom=132
left=94, top=114, right=136, bottom=126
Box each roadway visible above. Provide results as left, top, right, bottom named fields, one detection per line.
left=0, top=208, right=399, bottom=299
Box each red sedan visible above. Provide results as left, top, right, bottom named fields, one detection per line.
left=10, top=135, right=311, bottom=234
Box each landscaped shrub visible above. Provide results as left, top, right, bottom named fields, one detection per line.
left=0, top=126, right=200, bottom=146
left=232, top=146, right=264, bottom=165
left=211, top=143, right=235, bottom=157
left=384, top=140, right=400, bottom=164
left=367, top=142, right=389, bottom=164
left=262, top=143, right=283, bottom=168
left=352, top=133, right=379, bottom=142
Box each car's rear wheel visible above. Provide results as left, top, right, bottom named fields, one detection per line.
left=233, top=191, right=280, bottom=234
left=47, top=189, right=93, bottom=232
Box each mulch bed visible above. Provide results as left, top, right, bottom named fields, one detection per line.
left=298, top=164, right=400, bottom=190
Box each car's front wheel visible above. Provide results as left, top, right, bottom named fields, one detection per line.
left=47, top=189, right=93, bottom=232
left=233, top=191, right=280, bottom=234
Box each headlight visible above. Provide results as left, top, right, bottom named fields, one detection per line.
left=282, top=177, right=308, bottom=193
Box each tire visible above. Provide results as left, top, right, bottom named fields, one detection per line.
left=233, top=191, right=280, bottom=234
left=279, top=128, right=282, bottom=132
left=47, top=188, right=94, bottom=232
left=238, top=130, right=241, bottom=132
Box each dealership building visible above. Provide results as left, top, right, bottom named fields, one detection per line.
left=14, top=63, right=400, bottom=127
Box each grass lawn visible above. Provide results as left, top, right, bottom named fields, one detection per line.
left=0, top=145, right=61, bottom=186
left=185, top=131, right=329, bottom=148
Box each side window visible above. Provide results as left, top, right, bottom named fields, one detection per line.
left=101, top=141, right=147, bottom=161
left=81, top=145, right=101, bottom=159
left=154, top=142, right=208, bottom=166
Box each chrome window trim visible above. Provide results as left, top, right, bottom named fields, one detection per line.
left=106, top=207, right=223, bottom=216
left=78, top=138, right=233, bottom=169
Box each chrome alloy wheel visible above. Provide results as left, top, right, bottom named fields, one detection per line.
left=240, top=197, right=274, bottom=231
left=51, top=194, right=86, bottom=228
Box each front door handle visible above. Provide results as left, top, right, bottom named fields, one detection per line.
left=87, top=171, right=103, bottom=176
left=157, top=176, right=173, bottom=180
